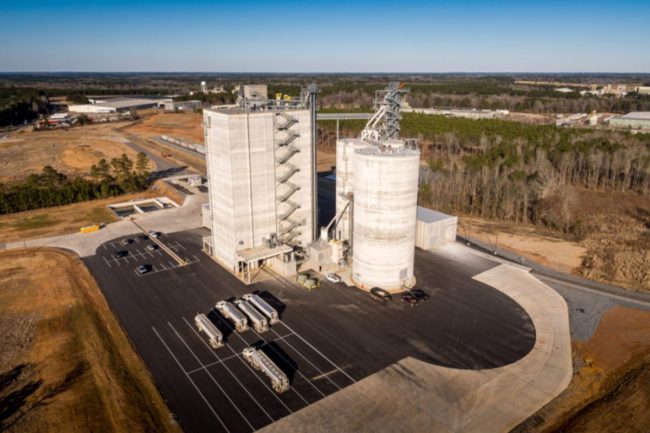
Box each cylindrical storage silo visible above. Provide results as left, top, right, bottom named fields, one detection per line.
left=352, top=144, right=420, bottom=292
left=335, top=138, right=369, bottom=241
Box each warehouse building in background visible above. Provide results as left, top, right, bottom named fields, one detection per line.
left=609, top=112, right=650, bottom=131
left=164, top=100, right=202, bottom=112
left=68, top=97, right=166, bottom=114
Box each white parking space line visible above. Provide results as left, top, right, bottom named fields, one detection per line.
left=278, top=322, right=356, bottom=384
left=186, top=352, right=242, bottom=374
left=102, top=256, right=112, bottom=268
left=152, top=326, right=231, bottom=433
left=181, top=318, right=276, bottom=423
left=167, top=322, right=256, bottom=431
left=269, top=328, right=342, bottom=391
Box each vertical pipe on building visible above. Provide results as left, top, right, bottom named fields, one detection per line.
left=309, top=88, right=318, bottom=242
left=246, top=113, right=254, bottom=247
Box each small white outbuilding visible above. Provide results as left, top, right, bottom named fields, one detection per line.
left=415, top=206, right=457, bottom=250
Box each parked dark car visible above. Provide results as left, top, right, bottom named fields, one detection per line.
left=370, top=287, right=392, bottom=302
left=401, top=292, right=419, bottom=307
left=120, top=238, right=133, bottom=246
left=114, top=250, right=128, bottom=258
left=410, top=289, right=430, bottom=302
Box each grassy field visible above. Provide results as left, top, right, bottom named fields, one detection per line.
left=0, top=248, right=182, bottom=433
left=0, top=191, right=157, bottom=243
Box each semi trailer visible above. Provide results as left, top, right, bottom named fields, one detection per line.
left=194, top=313, right=224, bottom=349
left=242, top=347, right=289, bottom=393
left=215, top=301, right=249, bottom=332
left=242, top=293, right=280, bottom=325
left=234, top=300, right=269, bottom=333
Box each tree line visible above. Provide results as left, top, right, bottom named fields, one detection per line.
left=319, top=113, right=650, bottom=237
left=0, top=153, right=151, bottom=214
left=406, top=114, right=650, bottom=237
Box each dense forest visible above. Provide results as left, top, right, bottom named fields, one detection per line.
left=0, top=153, right=150, bottom=214
left=320, top=113, right=650, bottom=237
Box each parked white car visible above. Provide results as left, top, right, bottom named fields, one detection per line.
left=325, top=273, right=341, bottom=283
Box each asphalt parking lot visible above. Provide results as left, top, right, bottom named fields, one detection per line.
left=84, top=230, right=536, bottom=433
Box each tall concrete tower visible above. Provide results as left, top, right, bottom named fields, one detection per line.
left=202, top=85, right=315, bottom=282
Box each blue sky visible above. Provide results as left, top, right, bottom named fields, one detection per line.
left=0, top=0, right=648, bottom=72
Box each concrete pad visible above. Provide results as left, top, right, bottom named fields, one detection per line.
left=259, top=264, right=572, bottom=433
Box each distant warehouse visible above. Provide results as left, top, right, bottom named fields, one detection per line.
left=68, top=97, right=164, bottom=114
left=164, top=100, right=202, bottom=112
left=609, top=112, right=650, bottom=131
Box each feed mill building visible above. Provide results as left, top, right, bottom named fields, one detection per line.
left=202, top=85, right=318, bottom=282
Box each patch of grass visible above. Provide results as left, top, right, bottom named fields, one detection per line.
left=12, top=215, right=60, bottom=231
left=86, top=206, right=115, bottom=224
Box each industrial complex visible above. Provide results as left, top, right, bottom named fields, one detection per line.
left=4, top=81, right=580, bottom=433
left=200, top=82, right=453, bottom=293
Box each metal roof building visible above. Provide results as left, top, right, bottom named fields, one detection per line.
left=609, top=112, right=650, bottom=130
left=68, top=98, right=164, bottom=113
left=415, top=206, right=458, bottom=250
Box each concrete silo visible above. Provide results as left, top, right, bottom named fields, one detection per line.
left=335, top=138, right=369, bottom=241
left=351, top=141, right=420, bottom=292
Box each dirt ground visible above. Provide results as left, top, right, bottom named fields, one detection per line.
left=0, top=123, right=144, bottom=182
left=0, top=191, right=157, bottom=243
left=458, top=217, right=586, bottom=273
left=318, top=148, right=336, bottom=173
left=460, top=186, right=650, bottom=291
left=0, top=248, right=181, bottom=433
left=124, top=112, right=204, bottom=144
left=514, top=306, right=650, bottom=433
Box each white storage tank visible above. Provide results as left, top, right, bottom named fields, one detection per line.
left=352, top=142, right=420, bottom=292
left=335, top=138, right=369, bottom=241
